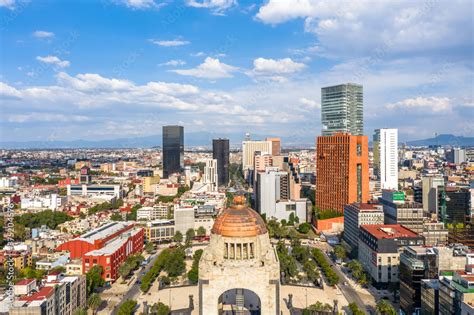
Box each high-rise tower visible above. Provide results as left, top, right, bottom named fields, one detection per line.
left=321, top=83, right=363, bottom=136
left=212, top=138, right=230, bottom=187
left=162, top=125, right=184, bottom=178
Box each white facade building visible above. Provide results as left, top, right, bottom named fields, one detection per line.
left=20, top=194, right=65, bottom=210
left=256, top=167, right=307, bottom=222
left=137, top=205, right=169, bottom=221
left=204, top=159, right=218, bottom=192
left=0, top=177, right=18, bottom=188
left=242, top=140, right=272, bottom=173
left=373, top=128, right=398, bottom=190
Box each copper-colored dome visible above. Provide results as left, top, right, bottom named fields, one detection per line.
left=211, top=205, right=268, bottom=237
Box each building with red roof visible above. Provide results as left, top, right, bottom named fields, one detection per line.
left=358, top=224, right=425, bottom=288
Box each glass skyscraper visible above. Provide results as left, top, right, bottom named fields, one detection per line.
left=321, top=83, right=363, bottom=136
left=162, top=125, right=184, bottom=178
left=212, top=138, right=229, bottom=187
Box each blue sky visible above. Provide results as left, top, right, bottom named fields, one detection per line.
left=0, top=0, right=473, bottom=144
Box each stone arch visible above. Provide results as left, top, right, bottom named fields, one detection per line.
left=218, top=288, right=261, bottom=315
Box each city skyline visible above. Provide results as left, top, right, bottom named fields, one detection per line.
left=0, top=0, right=473, bottom=145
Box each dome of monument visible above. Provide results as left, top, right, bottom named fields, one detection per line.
left=211, top=205, right=268, bottom=237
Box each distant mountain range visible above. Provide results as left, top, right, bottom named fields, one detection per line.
left=405, top=134, right=474, bottom=147
left=1, top=133, right=472, bottom=149
left=0, top=132, right=266, bottom=149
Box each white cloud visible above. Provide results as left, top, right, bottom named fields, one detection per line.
left=299, top=97, right=320, bottom=109
left=159, top=59, right=186, bottom=67
left=256, top=0, right=473, bottom=58
left=7, top=113, right=90, bottom=123
left=186, top=0, right=236, bottom=15
left=149, top=39, right=190, bottom=47
left=32, top=31, right=55, bottom=39
left=386, top=97, right=452, bottom=112
left=0, top=0, right=16, bottom=9
left=191, top=52, right=205, bottom=57
left=171, top=57, right=238, bottom=79
left=56, top=72, right=134, bottom=92
left=247, top=57, right=306, bottom=82
left=0, top=82, right=22, bottom=99
left=36, top=56, right=70, bottom=68
left=116, top=0, right=165, bottom=9
left=252, top=57, right=306, bottom=74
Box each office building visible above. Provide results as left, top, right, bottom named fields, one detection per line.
left=204, top=159, right=218, bottom=192
left=212, top=138, right=230, bottom=187
left=145, top=219, right=175, bottom=243
left=373, top=128, right=398, bottom=190
left=422, top=222, right=448, bottom=246
left=400, top=245, right=469, bottom=315
left=56, top=222, right=144, bottom=282
left=420, top=279, right=439, bottom=315
left=67, top=184, right=122, bottom=198
left=446, top=148, right=467, bottom=164
left=256, top=166, right=308, bottom=222
left=321, top=83, right=363, bottom=136
left=422, top=176, right=445, bottom=214
left=358, top=224, right=424, bottom=287
left=137, top=205, right=169, bottom=221
left=343, top=203, right=384, bottom=250
left=10, top=273, right=86, bottom=315
left=266, top=137, right=281, bottom=156
left=316, top=133, right=369, bottom=213
left=445, top=187, right=471, bottom=224
left=162, top=125, right=184, bottom=178
left=379, top=190, right=424, bottom=234
left=242, top=140, right=272, bottom=178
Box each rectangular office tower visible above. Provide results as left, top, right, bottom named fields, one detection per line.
left=321, top=83, right=363, bottom=136
left=212, top=138, right=229, bottom=187
left=373, top=128, right=398, bottom=190
left=162, top=125, right=184, bottom=178
left=316, top=133, right=369, bottom=212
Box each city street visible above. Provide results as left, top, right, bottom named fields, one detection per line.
left=310, top=242, right=376, bottom=313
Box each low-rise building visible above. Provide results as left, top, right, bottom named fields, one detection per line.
left=358, top=224, right=424, bottom=287
left=145, top=219, right=175, bottom=243
left=343, top=202, right=384, bottom=250
left=137, top=205, right=169, bottom=221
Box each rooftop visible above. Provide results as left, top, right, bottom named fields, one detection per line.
left=19, top=286, right=54, bottom=302
left=84, top=228, right=141, bottom=256
left=15, top=279, right=35, bottom=286
left=77, top=221, right=133, bottom=244
left=361, top=224, right=419, bottom=240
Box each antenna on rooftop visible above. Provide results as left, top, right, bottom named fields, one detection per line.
left=244, top=132, right=251, bottom=141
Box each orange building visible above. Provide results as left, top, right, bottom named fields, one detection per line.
left=266, top=137, right=281, bottom=156
left=316, top=133, right=369, bottom=213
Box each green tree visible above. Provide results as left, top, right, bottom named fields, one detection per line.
left=118, top=262, right=132, bottom=280
left=164, top=248, right=186, bottom=277
left=145, top=242, right=155, bottom=254
left=87, top=293, right=102, bottom=315
left=187, top=249, right=203, bottom=284
left=73, top=309, right=87, bottom=315
left=297, top=222, right=311, bottom=234
left=86, top=265, right=104, bottom=295
left=185, top=228, right=195, bottom=245
left=173, top=231, right=183, bottom=243
left=376, top=299, right=396, bottom=315
left=110, top=213, right=123, bottom=221
left=118, top=299, right=137, bottom=315
left=151, top=302, right=171, bottom=315
left=197, top=226, right=206, bottom=237
left=334, top=245, right=347, bottom=261
left=348, top=302, right=365, bottom=315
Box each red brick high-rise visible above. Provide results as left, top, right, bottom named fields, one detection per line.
left=316, top=133, right=369, bottom=213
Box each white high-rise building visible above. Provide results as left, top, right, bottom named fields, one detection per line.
left=204, top=159, right=218, bottom=192
left=242, top=140, right=272, bottom=178
left=373, top=128, right=398, bottom=190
